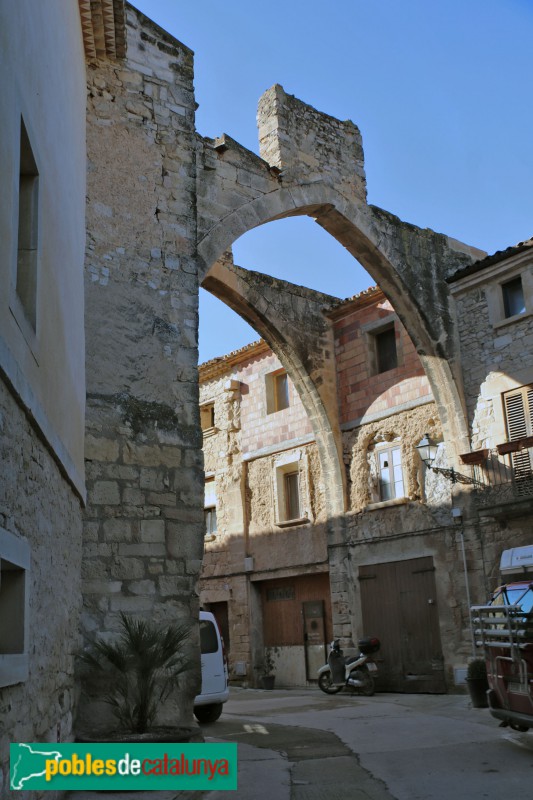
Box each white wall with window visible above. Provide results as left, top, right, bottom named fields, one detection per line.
left=0, top=0, right=87, bottom=496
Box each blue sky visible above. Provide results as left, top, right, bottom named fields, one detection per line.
left=133, top=1, right=533, bottom=362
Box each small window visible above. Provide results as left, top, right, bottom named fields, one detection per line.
left=274, top=459, right=307, bottom=525
left=204, top=507, right=217, bottom=536
left=275, top=373, right=289, bottom=411
left=16, top=119, right=39, bottom=331
left=375, top=326, right=398, bottom=373
left=502, top=277, right=526, bottom=319
left=266, top=370, right=290, bottom=414
left=200, top=403, right=216, bottom=432
left=204, top=479, right=217, bottom=537
left=378, top=446, right=404, bottom=501
left=0, top=528, right=30, bottom=688
left=284, top=471, right=301, bottom=520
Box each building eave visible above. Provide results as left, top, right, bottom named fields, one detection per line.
left=78, top=0, right=127, bottom=61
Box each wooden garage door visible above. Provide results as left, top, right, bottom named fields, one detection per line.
left=359, top=556, right=445, bottom=693
left=260, top=573, right=332, bottom=646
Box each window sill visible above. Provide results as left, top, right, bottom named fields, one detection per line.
left=275, top=516, right=310, bottom=528
left=202, top=426, right=218, bottom=438
left=365, top=497, right=409, bottom=511
left=493, top=309, right=533, bottom=330
left=0, top=654, right=28, bottom=688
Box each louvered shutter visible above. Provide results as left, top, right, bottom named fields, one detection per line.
left=504, top=386, right=533, bottom=485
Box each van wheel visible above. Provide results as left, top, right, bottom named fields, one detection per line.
left=194, top=703, right=223, bottom=724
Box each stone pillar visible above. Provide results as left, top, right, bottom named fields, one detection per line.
left=80, top=7, right=203, bottom=730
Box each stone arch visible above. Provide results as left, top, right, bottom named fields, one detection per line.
left=203, top=259, right=346, bottom=517
left=199, top=181, right=476, bottom=513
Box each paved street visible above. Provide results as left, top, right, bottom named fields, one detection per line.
left=203, top=687, right=533, bottom=800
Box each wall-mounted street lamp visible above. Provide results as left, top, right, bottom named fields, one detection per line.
left=415, top=434, right=483, bottom=487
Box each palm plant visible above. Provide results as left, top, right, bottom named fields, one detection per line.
left=81, top=613, right=193, bottom=733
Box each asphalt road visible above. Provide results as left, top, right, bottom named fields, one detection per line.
left=203, top=686, right=533, bottom=800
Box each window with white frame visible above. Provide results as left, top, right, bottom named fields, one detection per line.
left=0, top=527, right=30, bottom=687
left=376, top=445, right=405, bottom=502
left=204, top=479, right=217, bottom=538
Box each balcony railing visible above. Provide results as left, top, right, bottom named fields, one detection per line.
left=460, top=441, right=533, bottom=507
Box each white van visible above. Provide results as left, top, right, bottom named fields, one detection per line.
left=193, top=610, right=229, bottom=723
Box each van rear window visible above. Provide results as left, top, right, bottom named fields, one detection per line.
left=200, top=620, right=218, bottom=654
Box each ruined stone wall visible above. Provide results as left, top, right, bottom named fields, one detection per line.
left=81, top=6, right=202, bottom=730
left=344, top=403, right=444, bottom=514
left=0, top=379, right=82, bottom=800
left=257, top=84, right=367, bottom=205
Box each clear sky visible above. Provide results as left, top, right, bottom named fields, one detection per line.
left=133, top=0, right=533, bottom=363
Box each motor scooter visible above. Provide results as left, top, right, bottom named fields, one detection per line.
left=317, top=637, right=380, bottom=696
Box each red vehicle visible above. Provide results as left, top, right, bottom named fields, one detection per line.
left=471, top=546, right=533, bottom=732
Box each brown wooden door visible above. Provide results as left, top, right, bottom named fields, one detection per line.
left=359, top=556, right=445, bottom=693
left=303, top=600, right=327, bottom=680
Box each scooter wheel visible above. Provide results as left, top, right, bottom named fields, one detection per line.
left=352, top=669, right=375, bottom=697
left=510, top=722, right=529, bottom=732
left=318, top=672, right=343, bottom=694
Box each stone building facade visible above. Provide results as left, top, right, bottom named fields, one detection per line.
left=199, top=340, right=331, bottom=687
left=199, top=288, right=465, bottom=691
left=199, top=270, right=533, bottom=692
left=447, top=240, right=533, bottom=585
left=2, top=1, right=532, bottom=793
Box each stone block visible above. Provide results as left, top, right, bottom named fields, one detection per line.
left=83, top=580, right=122, bottom=594
left=158, top=575, right=193, bottom=596
left=85, top=435, right=120, bottom=461
left=103, top=519, right=133, bottom=542
left=92, top=481, right=120, bottom=505
left=109, top=595, right=155, bottom=613
left=118, top=543, right=167, bottom=557
left=128, top=579, right=156, bottom=595
left=110, top=557, right=145, bottom=580
left=141, top=519, right=166, bottom=542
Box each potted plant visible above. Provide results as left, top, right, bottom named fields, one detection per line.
left=78, top=612, right=199, bottom=741
left=466, top=658, right=489, bottom=708
left=260, top=648, right=276, bottom=690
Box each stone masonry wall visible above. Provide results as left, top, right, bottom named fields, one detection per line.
left=257, top=84, right=367, bottom=205
left=81, top=7, right=203, bottom=730
left=0, top=378, right=82, bottom=800
left=452, top=278, right=533, bottom=451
